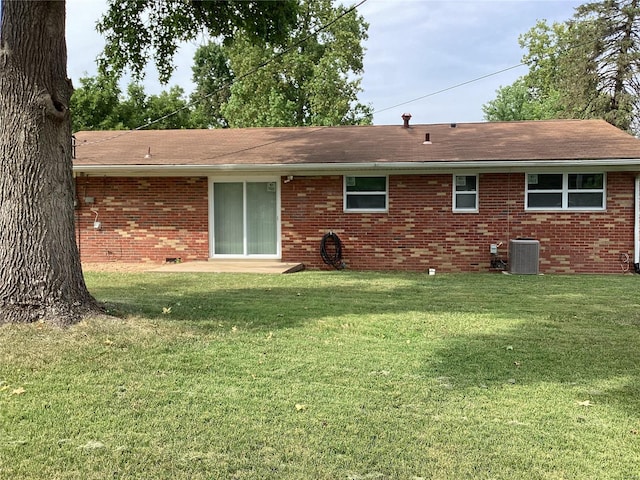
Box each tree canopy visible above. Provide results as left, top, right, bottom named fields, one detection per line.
left=96, top=0, right=298, bottom=84
left=217, top=0, right=372, bottom=127
left=190, top=42, right=234, bottom=129
left=567, top=0, right=640, bottom=132
left=71, top=77, right=196, bottom=131
left=483, top=0, right=640, bottom=133
left=483, top=20, right=569, bottom=122
left=72, top=0, right=372, bottom=131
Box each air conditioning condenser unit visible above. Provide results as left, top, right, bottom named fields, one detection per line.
left=509, top=239, right=540, bottom=274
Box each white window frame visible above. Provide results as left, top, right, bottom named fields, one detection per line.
left=525, top=172, right=606, bottom=211
left=343, top=175, right=388, bottom=213
left=208, top=176, right=281, bottom=259
left=452, top=174, right=479, bottom=213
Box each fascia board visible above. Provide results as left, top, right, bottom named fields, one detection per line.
left=73, top=158, right=640, bottom=176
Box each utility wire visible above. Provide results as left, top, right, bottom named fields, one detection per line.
left=373, top=30, right=617, bottom=116
left=80, top=58, right=527, bottom=149
left=77, top=0, right=548, bottom=148
left=77, top=0, right=370, bottom=143
left=373, top=62, right=526, bottom=114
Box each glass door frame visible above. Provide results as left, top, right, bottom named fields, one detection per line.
left=208, top=176, right=281, bottom=259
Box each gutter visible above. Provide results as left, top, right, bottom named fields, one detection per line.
left=73, top=158, right=640, bottom=176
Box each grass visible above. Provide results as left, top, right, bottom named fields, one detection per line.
left=1, top=271, right=640, bottom=479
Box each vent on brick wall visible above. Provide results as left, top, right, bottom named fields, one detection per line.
left=509, top=239, right=540, bottom=274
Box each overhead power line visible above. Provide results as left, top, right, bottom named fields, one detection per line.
left=133, top=0, right=370, bottom=132
left=78, top=0, right=370, bottom=143
left=131, top=59, right=527, bottom=134
left=373, top=62, right=526, bottom=115
left=79, top=0, right=536, bottom=146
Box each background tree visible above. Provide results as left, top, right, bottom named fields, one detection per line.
left=140, top=86, right=194, bottom=129
left=0, top=0, right=297, bottom=324
left=70, top=75, right=122, bottom=131
left=564, top=0, right=640, bottom=132
left=216, top=0, right=372, bottom=127
left=482, top=77, right=565, bottom=121
left=72, top=79, right=195, bottom=131
left=72, top=0, right=371, bottom=130
left=189, top=43, right=234, bottom=129
left=483, top=1, right=640, bottom=133
left=483, top=20, right=571, bottom=122
left=113, top=83, right=149, bottom=130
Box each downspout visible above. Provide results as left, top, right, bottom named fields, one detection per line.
left=635, top=175, right=640, bottom=271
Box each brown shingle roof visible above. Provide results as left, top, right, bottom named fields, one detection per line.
left=73, top=119, right=640, bottom=168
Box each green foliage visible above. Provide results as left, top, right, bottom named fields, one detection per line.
left=484, top=20, right=571, bottom=123
left=70, top=76, right=122, bottom=131
left=78, top=0, right=371, bottom=130
left=219, top=0, right=373, bottom=127
left=519, top=20, right=570, bottom=93
left=2, top=272, right=640, bottom=478
left=71, top=78, right=194, bottom=131
left=114, top=83, right=148, bottom=130
left=96, top=0, right=298, bottom=84
left=142, top=86, right=194, bottom=129
left=482, top=78, right=564, bottom=121
left=483, top=2, right=640, bottom=133
left=189, top=43, right=234, bottom=129
left=564, top=0, right=640, bottom=132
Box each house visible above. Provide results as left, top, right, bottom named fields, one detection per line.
left=72, top=118, right=640, bottom=274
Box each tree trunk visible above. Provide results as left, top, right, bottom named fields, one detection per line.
left=0, top=1, right=101, bottom=325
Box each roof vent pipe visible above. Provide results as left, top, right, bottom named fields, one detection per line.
left=401, top=113, right=412, bottom=128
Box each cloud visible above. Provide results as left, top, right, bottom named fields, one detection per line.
left=64, top=0, right=582, bottom=126
left=358, top=0, right=582, bottom=124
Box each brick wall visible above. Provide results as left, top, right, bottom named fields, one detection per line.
left=281, top=172, right=638, bottom=273
left=75, top=177, right=209, bottom=263
left=75, top=172, right=638, bottom=273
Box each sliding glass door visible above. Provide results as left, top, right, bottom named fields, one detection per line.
left=211, top=180, right=279, bottom=257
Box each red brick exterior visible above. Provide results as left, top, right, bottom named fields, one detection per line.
left=76, top=172, right=638, bottom=273
left=75, top=177, right=209, bottom=263
left=281, top=172, right=638, bottom=273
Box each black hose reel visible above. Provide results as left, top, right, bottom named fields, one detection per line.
left=320, top=231, right=345, bottom=270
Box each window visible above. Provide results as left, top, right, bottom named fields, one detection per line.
left=344, top=176, right=387, bottom=212
left=526, top=173, right=605, bottom=210
left=453, top=174, right=478, bottom=212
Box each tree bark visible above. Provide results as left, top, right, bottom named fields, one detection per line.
left=0, top=1, right=101, bottom=324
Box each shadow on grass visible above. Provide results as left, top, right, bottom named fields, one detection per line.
left=86, top=271, right=640, bottom=412
left=87, top=271, right=466, bottom=329
left=429, top=315, right=640, bottom=416
left=87, top=271, right=640, bottom=326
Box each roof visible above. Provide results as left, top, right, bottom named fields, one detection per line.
left=73, top=119, right=640, bottom=175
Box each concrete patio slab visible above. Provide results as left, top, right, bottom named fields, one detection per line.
left=146, top=260, right=305, bottom=274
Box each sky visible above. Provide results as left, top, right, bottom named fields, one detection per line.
left=64, top=0, right=583, bottom=126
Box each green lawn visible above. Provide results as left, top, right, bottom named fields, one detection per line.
left=2, top=271, right=640, bottom=479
